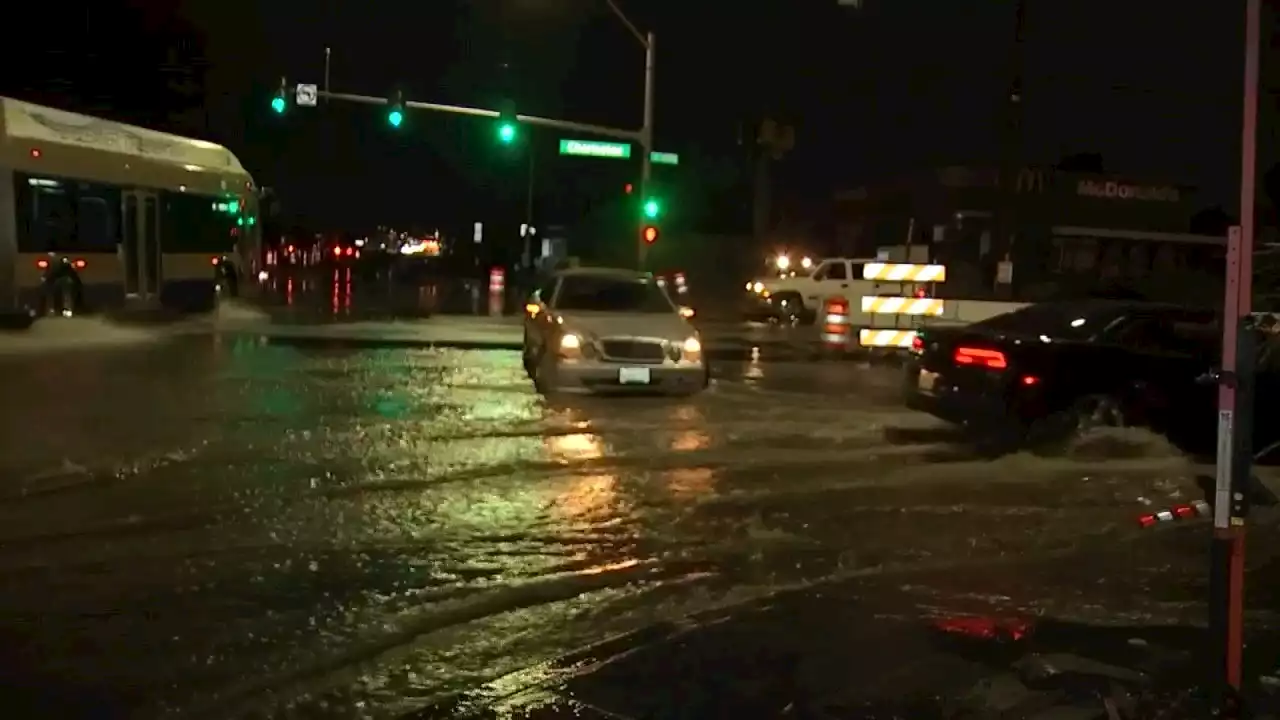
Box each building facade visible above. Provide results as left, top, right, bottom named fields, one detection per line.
left=834, top=166, right=1223, bottom=304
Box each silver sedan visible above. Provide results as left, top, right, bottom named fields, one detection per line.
left=522, top=267, right=709, bottom=395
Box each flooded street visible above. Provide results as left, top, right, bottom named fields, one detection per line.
left=0, top=310, right=1262, bottom=718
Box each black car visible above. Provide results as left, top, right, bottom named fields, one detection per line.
left=903, top=299, right=1280, bottom=453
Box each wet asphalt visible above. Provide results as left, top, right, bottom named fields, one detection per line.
left=0, top=273, right=1272, bottom=719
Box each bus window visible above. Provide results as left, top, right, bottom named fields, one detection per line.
left=163, top=193, right=238, bottom=253
left=31, top=185, right=74, bottom=252
left=75, top=195, right=115, bottom=251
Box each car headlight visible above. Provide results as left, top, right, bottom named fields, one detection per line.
left=558, top=332, right=582, bottom=358
left=676, top=335, right=702, bottom=363
left=751, top=282, right=765, bottom=294
left=558, top=332, right=597, bottom=359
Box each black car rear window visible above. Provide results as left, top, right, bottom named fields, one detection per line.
left=970, top=304, right=1125, bottom=341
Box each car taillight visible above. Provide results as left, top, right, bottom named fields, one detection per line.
left=954, top=346, right=1007, bottom=370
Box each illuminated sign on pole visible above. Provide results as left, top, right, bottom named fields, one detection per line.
left=558, top=139, right=632, bottom=159
left=650, top=151, right=680, bottom=165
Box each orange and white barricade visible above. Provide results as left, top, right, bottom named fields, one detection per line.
left=821, top=296, right=853, bottom=351
left=859, top=262, right=947, bottom=348
left=487, top=268, right=506, bottom=316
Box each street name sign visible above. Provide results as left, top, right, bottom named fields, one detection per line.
left=559, top=139, right=631, bottom=159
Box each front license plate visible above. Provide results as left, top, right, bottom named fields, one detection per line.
left=618, top=367, right=651, bottom=385
left=918, top=370, right=938, bottom=392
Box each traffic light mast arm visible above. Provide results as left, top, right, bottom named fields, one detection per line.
left=319, top=89, right=642, bottom=143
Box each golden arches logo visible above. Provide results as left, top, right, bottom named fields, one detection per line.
left=1016, top=168, right=1045, bottom=193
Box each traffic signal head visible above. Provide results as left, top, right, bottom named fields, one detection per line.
left=497, top=101, right=518, bottom=144
left=643, top=226, right=659, bottom=244
left=643, top=199, right=660, bottom=219
left=387, top=91, right=405, bottom=128
left=271, top=77, right=288, bottom=114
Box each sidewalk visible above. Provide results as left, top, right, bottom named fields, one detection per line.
left=406, top=524, right=1280, bottom=719
left=213, top=312, right=838, bottom=357
left=215, top=314, right=526, bottom=349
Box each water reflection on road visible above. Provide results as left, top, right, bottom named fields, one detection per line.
left=0, top=332, right=1220, bottom=718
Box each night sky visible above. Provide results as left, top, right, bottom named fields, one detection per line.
left=2, top=0, right=1264, bottom=234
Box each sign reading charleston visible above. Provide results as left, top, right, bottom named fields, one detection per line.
left=559, top=139, right=632, bottom=159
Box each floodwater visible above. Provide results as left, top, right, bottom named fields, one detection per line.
left=0, top=290, right=1255, bottom=718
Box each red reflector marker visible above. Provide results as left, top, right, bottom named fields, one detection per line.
left=954, top=347, right=1008, bottom=369
left=1138, top=514, right=1158, bottom=528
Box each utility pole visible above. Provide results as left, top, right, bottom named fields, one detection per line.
left=523, top=148, right=536, bottom=269
left=994, top=0, right=1027, bottom=297
left=752, top=119, right=795, bottom=244
left=1209, top=0, right=1261, bottom=713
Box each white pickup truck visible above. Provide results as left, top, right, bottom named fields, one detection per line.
left=746, top=257, right=908, bottom=327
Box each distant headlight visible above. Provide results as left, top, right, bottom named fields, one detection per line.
left=751, top=282, right=765, bottom=294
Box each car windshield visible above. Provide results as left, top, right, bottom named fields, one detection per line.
left=971, top=303, right=1127, bottom=342
left=553, top=275, right=675, bottom=313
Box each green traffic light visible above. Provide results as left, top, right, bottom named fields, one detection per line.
left=271, top=96, right=286, bottom=114
left=388, top=109, right=404, bottom=127
left=643, top=199, right=660, bottom=218
left=498, top=123, right=516, bottom=143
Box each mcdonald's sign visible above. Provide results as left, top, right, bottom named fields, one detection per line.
left=1016, top=168, right=1045, bottom=193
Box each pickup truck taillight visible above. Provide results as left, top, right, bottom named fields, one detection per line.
left=911, top=335, right=924, bottom=353
left=954, top=347, right=1008, bottom=370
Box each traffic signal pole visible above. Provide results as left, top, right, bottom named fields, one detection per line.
left=638, top=31, right=655, bottom=270
left=605, top=0, right=656, bottom=270
left=315, top=89, right=643, bottom=143
left=1209, top=0, right=1260, bottom=713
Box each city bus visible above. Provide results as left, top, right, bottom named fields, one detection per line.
left=0, top=96, right=259, bottom=323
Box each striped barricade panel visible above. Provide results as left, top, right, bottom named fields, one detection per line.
left=1137, top=500, right=1211, bottom=528
left=858, top=329, right=917, bottom=348
left=861, top=296, right=944, bottom=316
left=862, top=263, right=947, bottom=283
